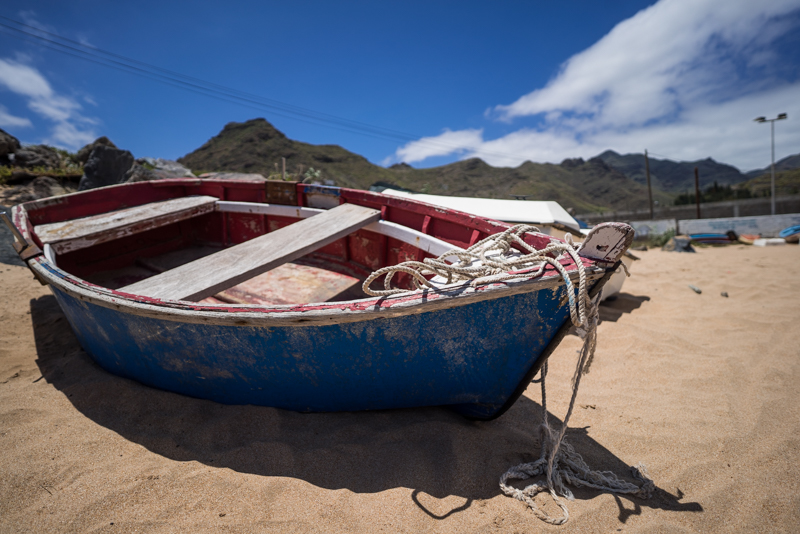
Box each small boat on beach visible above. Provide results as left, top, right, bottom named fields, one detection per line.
left=688, top=232, right=734, bottom=245
left=779, top=225, right=800, bottom=244
left=4, top=178, right=632, bottom=419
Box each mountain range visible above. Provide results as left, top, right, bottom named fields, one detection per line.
left=595, top=150, right=748, bottom=193
left=744, top=153, right=800, bottom=178
left=173, top=118, right=798, bottom=212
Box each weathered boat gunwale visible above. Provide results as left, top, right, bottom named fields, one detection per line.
left=11, top=179, right=615, bottom=328
left=26, top=253, right=605, bottom=328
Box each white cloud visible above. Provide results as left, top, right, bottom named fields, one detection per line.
left=0, top=105, right=32, bottom=129
left=390, top=0, right=800, bottom=172
left=48, top=121, right=97, bottom=148
left=0, top=58, right=52, bottom=99
left=0, top=58, right=97, bottom=149
left=394, top=128, right=484, bottom=164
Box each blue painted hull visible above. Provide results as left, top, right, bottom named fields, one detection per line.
left=779, top=225, right=800, bottom=239
left=50, top=282, right=570, bottom=419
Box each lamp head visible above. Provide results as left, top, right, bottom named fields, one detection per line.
left=777, top=113, right=788, bottom=120
left=754, top=116, right=766, bottom=123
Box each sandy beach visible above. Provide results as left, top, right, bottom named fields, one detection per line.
left=1, top=242, right=799, bottom=533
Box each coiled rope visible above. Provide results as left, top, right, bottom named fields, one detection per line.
left=363, top=224, right=653, bottom=525
left=363, top=225, right=589, bottom=323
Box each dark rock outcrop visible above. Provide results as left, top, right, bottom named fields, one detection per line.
left=0, top=129, right=21, bottom=163
left=661, top=235, right=695, bottom=253
left=140, top=158, right=195, bottom=178
left=76, top=136, right=117, bottom=164
left=124, top=158, right=196, bottom=183
left=78, top=146, right=134, bottom=191
left=123, top=163, right=160, bottom=183
left=561, top=157, right=585, bottom=168
left=14, top=145, right=61, bottom=169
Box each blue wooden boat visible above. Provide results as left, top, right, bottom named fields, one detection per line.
left=689, top=232, right=733, bottom=244
left=779, top=225, right=800, bottom=243
left=4, top=178, right=632, bottom=420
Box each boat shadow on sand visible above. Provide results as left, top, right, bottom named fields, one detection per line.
left=30, top=294, right=700, bottom=522
left=599, top=293, right=651, bottom=323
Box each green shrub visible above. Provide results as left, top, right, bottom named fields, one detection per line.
left=649, top=228, right=675, bottom=248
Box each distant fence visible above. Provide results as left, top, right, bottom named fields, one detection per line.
left=578, top=194, right=800, bottom=225
left=678, top=213, right=800, bottom=237
left=627, top=213, right=800, bottom=239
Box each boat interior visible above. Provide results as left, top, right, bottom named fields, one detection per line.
left=19, top=179, right=558, bottom=306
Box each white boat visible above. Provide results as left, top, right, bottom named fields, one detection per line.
left=380, top=188, right=635, bottom=300
left=381, top=189, right=581, bottom=236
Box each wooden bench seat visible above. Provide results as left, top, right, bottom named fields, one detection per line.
left=119, top=203, right=381, bottom=301
left=35, top=196, right=218, bottom=254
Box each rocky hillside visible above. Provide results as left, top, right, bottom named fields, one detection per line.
left=596, top=150, right=749, bottom=193
left=739, top=167, right=800, bottom=196
left=179, top=119, right=669, bottom=213
left=744, top=153, right=800, bottom=178
left=378, top=157, right=673, bottom=214
left=177, top=119, right=398, bottom=190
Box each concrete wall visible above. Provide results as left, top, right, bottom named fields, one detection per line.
left=625, top=213, right=800, bottom=239
left=678, top=213, right=800, bottom=237
left=579, top=194, right=800, bottom=224
left=629, top=219, right=677, bottom=240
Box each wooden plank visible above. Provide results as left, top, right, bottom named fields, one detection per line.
left=120, top=203, right=381, bottom=301
left=34, top=196, right=218, bottom=254
left=216, top=201, right=464, bottom=258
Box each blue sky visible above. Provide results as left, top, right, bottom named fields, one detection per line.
left=1, top=0, right=799, bottom=173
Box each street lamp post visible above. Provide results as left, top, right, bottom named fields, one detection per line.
left=754, top=113, right=788, bottom=215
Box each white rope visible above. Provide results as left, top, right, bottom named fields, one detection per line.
left=363, top=225, right=590, bottom=333
left=496, top=232, right=653, bottom=525
left=498, top=293, right=654, bottom=524
left=362, top=225, right=653, bottom=525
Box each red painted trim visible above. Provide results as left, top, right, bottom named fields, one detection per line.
left=420, top=215, right=432, bottom=234
left=469, top=229, right=481, bottom=246
left=15, top=181, right=608, bottom=320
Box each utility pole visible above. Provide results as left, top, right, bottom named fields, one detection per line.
left=771, top=120, right=776, bottom=214
left=644, top=149, right=653, bottom=219
left=694, top=167, right=701, bottom=219
left=754, top=113, right=788, bottom=215
left=282, top=157, right=286, bottom=181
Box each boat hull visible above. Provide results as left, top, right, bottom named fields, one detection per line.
left=10, top=179, right=631, bottom=420
left=50, top=279, right=571, bottom=420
